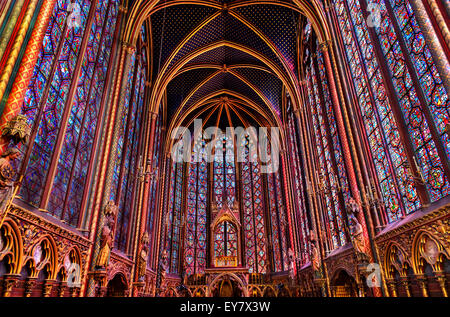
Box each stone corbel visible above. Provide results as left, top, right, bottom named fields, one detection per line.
left=43, top=279, right=55, bottom=297
left=58, top=281, right=67, bottom=297
left=24, top=277, right=37, bottom=297
left=69, top=286, right=81, bottom=297
left=2, top=274, right=19, bottom=297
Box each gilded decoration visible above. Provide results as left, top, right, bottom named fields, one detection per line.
left=377, top=206, right=450, bottom=275
left=1, top=115, right=31, bottom=146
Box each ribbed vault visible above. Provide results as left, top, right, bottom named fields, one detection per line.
left=120, top=0, right=333, bottom=131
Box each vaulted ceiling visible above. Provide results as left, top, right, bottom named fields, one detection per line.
left=129, top=0, right=326, bottom=129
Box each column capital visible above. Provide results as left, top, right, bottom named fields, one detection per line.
left=318, top=40, right=332, bottom=52
left=121, top=41, right=136, bottom=54
left=150, top=111, right=158, bottom=120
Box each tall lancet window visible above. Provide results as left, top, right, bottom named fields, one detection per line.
left=110, top=28, right=147, bottom=252
left=213, top=133, right=236, bottom=208
left=332, top=0, right=420, bottom=222
left=241, top=134, right=267, bottom=273
left=372, top=0, right=450, bottom=201
left=266, top=141, right=289, bottom=272
left=185, top=134, right=208, bottom=275
left=286, top=105, right=310, bottom=265
left=164, top=144, right=185, bottom=274
left=214, top=221, right=238, bottom=260
left=18, top=0, right=120, bottom=226
left=332, top=0, right=450, bottom=219
left=306, top=55, right=347, bottom=250
left=147, top=110, right=163, bottom=264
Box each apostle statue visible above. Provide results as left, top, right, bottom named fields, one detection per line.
left=348, top=214, right=366, bottom=253
left=347, top=198, right=369, bottom=261
left=287, top=248, right=296, bottom=281
left=137, top=232, right=150, bottom=281
left=0, top=148, right=21, bottom=220
left=309, top=231, right=321, bottom=274
left=160, top=249, right=169, bottom=281
left=96, top=200, right=118, bottom=269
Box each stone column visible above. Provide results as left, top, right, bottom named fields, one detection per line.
left=387, top=279, right=398, bottom=297
left=416, top=274, right=429, bottom=297
left=400, top=277, right=412, bottom=297
left=0, top=0, right=40, bottom=103
left=0, top=0, right=26, bottom=60
left=84, top=40, right=135, bottom=297
left=435, top=272, right=448, bottom=297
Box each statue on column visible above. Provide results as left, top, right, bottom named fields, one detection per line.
left=309, top=231, right=321, bottom=276
left=160, top=249, right=169, bottom=286
left=0, top=147, right=20, bottom=219
left=96, top=200, right=118, bottom=269
left=137, top=232, right=150, bottom=282
left=287, top=248, right=296, bottom=282
left=348, top=198, right=369, bottom=262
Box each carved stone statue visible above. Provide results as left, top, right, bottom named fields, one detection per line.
left=95, top=200, right=118, bottom=269
left=287, top=248, right=296, bottom=281
left=0, top=148, right=20, bottom=219
left=137, top=232, right=150, bottom=281
left=1, top=115, right=31, bottom=145
left=309, top=231, right=321, bottom=274
left=348, top=213, right=367, bottom=259
left=347, top=198, right=369, bottom=262
left=160, top=249, right=169, bottom=281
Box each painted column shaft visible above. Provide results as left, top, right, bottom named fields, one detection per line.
left=0, top=0, right=38, bottom=103
left=0, top=0, right=26, bottom=62
left=0, top=0, right=57, bottom=153
left=409, top=0, right=450, bottom=93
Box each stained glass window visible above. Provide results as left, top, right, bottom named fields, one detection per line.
left=113, top=33, right=147, bottom=252
left=164, top=145, right=185, bottom=274
left=241, top=135, right=267, bottom=273
left=306, top=55, right=346, bottom=250
left=286, top=107, right=310, bottom=266
left=213, top=132, right=236, bottom=209
left=147, top=110, right=163, bottom=264
left=18, top=0, right=120, bottom=226
left=185, top=134, right=208, bottom=275
left=266, top=143, right=289, bottom=272
left=331, top=0, right=450, bottom=222
left=214, top=221, right=238, bottom=259
left=368, top=0, right=450, bottom=201
left=48, top=0, right=120, bottom=225
left=332, top=0, right=420, bottom=222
